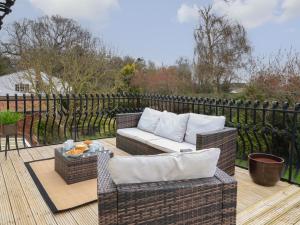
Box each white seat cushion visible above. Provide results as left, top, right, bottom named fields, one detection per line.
left=147, top=137, right=196, bottom=153
left=117, top=128, right=160, bottom=144
left=137, top=107, right=162, bottom=133
left=154, top=111, right=189, bottom=142
left=108, top=148, right=220, bottom=184
left=185, top=113, right=226, bottom=145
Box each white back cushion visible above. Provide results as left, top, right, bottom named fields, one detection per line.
left=137, top=108, right=162, bottom=133
left=185, top=113, right=226, bottom=145
left=108, top=148, right=220, bottom=184
left=154, top=111, right=189, bottom=142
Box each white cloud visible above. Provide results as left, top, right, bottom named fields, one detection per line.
left=279, top=0, right=300, bottom=21
left=212, top=0, right=278, bottom=29
left=177, top=0, right=300, bottom=29
left=29, top=0, right=119, bottom=22
left=177, top=4, right=199, bottom=24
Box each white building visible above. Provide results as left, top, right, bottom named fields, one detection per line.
left=0, top=71, right=66, bottom=96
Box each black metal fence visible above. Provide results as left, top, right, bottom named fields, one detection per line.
left=1, top=93, right=300, bottom=185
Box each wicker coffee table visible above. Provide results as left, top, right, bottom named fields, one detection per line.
left=55, top=148, right=112, bottom=184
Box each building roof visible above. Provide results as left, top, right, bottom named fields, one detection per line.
left=0, top=70, right=65, bottom=96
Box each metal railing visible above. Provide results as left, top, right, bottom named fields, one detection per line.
left=1, top=93, right=300, bottom=185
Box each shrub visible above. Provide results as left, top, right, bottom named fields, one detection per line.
left=0, top=111, right=23, bottom=125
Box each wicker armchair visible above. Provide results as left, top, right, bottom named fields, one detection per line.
left=116, top=113, right=237, bottom=176
left=98, top=152, right=237, bottom=225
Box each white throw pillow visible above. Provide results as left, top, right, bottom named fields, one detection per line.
left=185, top=113, right=226, bottom=145
left=108, top=148, right=220, bottom=184
left=137, top=107, right=162, bottom=133
left=154, top=111, right=189, bottom=142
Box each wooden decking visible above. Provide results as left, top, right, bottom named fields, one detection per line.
left=0, top=138, right=299, bottom=225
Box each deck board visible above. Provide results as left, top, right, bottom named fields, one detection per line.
left=68, top=206, right=98, bottom=225
left=8, top=151, right=57, bottom=225
left=272, top=202, right=300, bottom=225
left=0, top=154, right=37, bottom=225
left=0, top=154, right=15, bottom=225
left=236, top=185, right=300, bottom=224
left=0, top=138, right=299, bottom=225
left=235, top=166, right=290, bottom=213
left=251, top=190, right=300, bottom=225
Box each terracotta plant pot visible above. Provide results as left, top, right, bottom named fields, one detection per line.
left=248, top=153, right=284, bottom=186
left=0, top=124, right=18, bottom=136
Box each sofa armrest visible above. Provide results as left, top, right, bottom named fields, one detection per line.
left=215, top=168, right=237, bottom=225
left=97, top=152, right=118, bottom=225
left=116, top=168, right=237, bottom=224
left=196, top=127, right=237, bottom=148
left=196, top=127, right=237, bottom=176
left=116, top=113, right=142, bottom=129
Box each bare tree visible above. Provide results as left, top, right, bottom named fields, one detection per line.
left=176, top=57, right=192, bottom=80
left=1, top=15, right=95, bottom=56
left=194, top=5, right=251, bottom=93
left=1, top=15, right=118, bottom=94
left=245, top=49, right=300, bottom=103
left=0, top=53, right=14, bottom=75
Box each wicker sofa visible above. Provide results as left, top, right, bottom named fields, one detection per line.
left=98, top=151, right=237, bottom=225
left=116, top=112, right=237, bottom=176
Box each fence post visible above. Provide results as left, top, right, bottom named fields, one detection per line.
left=22, top=94, right=26, bottom=147
left=6, top=94, right=9, bottom=110
left=72, top=94, right=77, bottom=142
left=29, top=94, right=34, bottom=145
left=43, top=94, right=49, bottom=145
left=137, top=93, right=141, bottom=110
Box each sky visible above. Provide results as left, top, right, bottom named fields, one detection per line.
left=1, top=0, right=300, bottom=65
